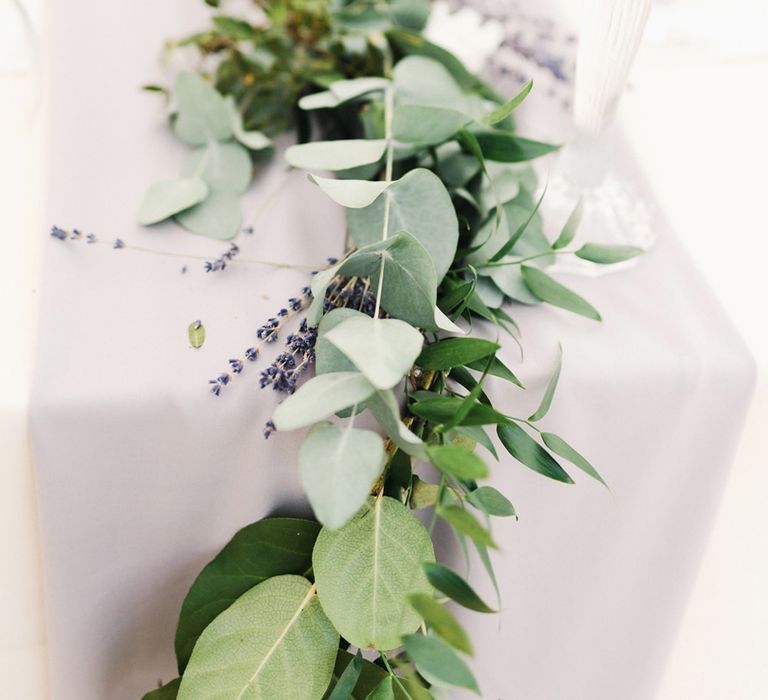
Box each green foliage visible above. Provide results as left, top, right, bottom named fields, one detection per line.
left=402, top=634, right=479, bottom=693
left=142, top=678, right=180, bottom=700
left=178, top=575, right=338, bottom=700
left=423, top=562, right=495, bottom=613
left=313, top=496, right=435, bottom=650
left=137, top=178, right=209, bottom=226
left=497, top=422, right=573, bottom=484
left=408, top=593, right=473, bottom=654
left=521, top=265, right=602, bottom=321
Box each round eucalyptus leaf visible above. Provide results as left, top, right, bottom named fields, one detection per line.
left=346, top=168, right=458, bottom=282
left=392, top=104, right=469, bottom=146
left=173, top=72, right=232, bottom=146
left=137, top=177, right=209, bottom=225
left=178, top=575, right=338, bottom=700
left=286, top=139, right=387, bottom=171
left=224, top=96, right=271, bottom=151
left=181, top=141, right=252, bottom=194
left=300, top=423, right=385, bottom=530
left=271, top=372, right=377, bottom=431
left=174, top=190, right=241, bottom=240
left=365, top=389, right=425, bottom=458
left=309, top=175, right=390, bottom=208
left=313, top=496, right=435, bottom=651
left=315, top=308, right=367, bottom=375
left=393, top=56, right=467, bottom=111
left=325, top=316, right=424, bottom=389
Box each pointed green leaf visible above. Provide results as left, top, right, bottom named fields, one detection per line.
left=438, top=505, right=496, bottom=548
left=300, top=424, right=385, bottom=530
left=482, top=79, right=533, bottom=125
left=326, top=651, right=410, bottom=700
left=326, top=317, right=423, bottom=389
left=174, top=190, right=241, bottom=240
left=313, top=496, right=435, bottom=650
left=174, top=518, right=320, bottom=671
left=497, top=422, right=573, bottom=483
left=541, top=432, right=607, bottom=486
left=181, top=141, right=252, bottom=194
left=423, top=562, right=495, bottom=613
left=416, top=338, right=499, bottom=370
left=427, top=445, right=488, bottom=480
left=328, top=650, right=364, bottom=700
left=178, top=576, right=338, bottom=700
left=552, top=198, right=583, bottom=249
left=137, top=178, right=209, bottom=225
left=365, top=677, right=395, bottom=700
left=347, top=168, right=458, bottom=282
left=402, top=634, right=479, bottom=693
left=465, top=356, right=524, bottom=388
left=575, top=243, right=644, bottom=264
left=410, top=395, right=508, bottom=426
left=310, top=175, right=391, bottom=208
left=521, top=265, right=602, bottom=321
left=173, top=72, right=232, bottom=146
left=286, top=139, right=387, bottom=171
left=468, top=486, right=515, bottom=517
left=272, top=372, right=376, bottom=431
left=474, top=132, right=559, bottom=163
left=454, top=425, right=498, bottom=459
left=142, top=678, right=180, bottom=700
left=528, top=344, right=562, bottom=421
left=408, top=594, right=473, bottom=655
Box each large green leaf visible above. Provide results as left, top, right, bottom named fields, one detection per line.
left=325, top=316, right=423, bottom=389
left=174, top=190, right=241, bottom=240
left=393, top=56, right=472, bottom=113
left=313, top=496, right=435, bottom=650
left=521, top=265, right=602, bottom=321
left=473, top=131, right=559, bottom=163
left=315, top=308, right=366, bottom=374
left=174, top=518, right=319, bottom=671
left=181, top=141, right=252, bottom=194
left=392, top=105, right=469, bottom=145
left=178, top=576, right=338, bottom=700
left=497, top=423, right=573, bottom=483
left=272, top=372, right=376, bottom=430
left=286, top=139, right=387, bottom=171
left=346, top=169, right=458, bottom=282
left=300, top=423, right=385, bottom=530
left=137, top=178, right=209, bottom=226
left=142, top=678, right=180, bottom=700
left=403, top=634, right=479, bottom=693
left=173, top=72, right=232, bottom=146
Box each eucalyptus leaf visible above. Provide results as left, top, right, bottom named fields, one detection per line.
left=272, top=372, right=376, bottom=431
left=496, top=422, right=574, bottom=483
left=541, top=432, right=607, bottom=486
left=300, top=423, right=385, bottom=530
left=393, top=56, right=471, bottom=112
left=175, top=190, right=241, bottom=240
left=416, top=338, right=499, bottom=370
left=174, top=518, right=320, bottom=671
left=298, top=77, right=388, bottom=111
left=142, top=678, right=180, bottom=700
left=137, top=178, right=209, bottom=225
left=313, top=496, right=435, bottom=650
left=521, top=265, right=602, bottom=321
left=286, top=139, right=387, bottom=171
left=315, top=308, right=365, bottom=374
left=181, top=141, right=252, bottom=194
left=427, top=444, right=488, bottom=480
left=528, top=344, right=562, bottom=421
left=423, top=562, right=495, bottom=613
left=438, top=505, right=496, bottom=548
left=173, top=72, right=232, bottom=146
left=482, top=79, right=533, bottom=125
left=309, top=175, right=391, bottom=208
left=468, top=486, right=516, bottom=517
left=403, top=634, right=479, bottom=693
left=326, top=316, right=424, bottom=389
left=347, top=168, right=458, bottom=282
left=392, top=105, right=469, bottom=145
left=366, top=389, right=426, bottom=458
left=178, top=575, right=338, bottom=700
left=225, top=96, right=271, bottom=151
left=408, top=593, right=473, bottom=655
left=552, top=198, right=583, bottom=250
left=575, top=243, right=644, bottom=264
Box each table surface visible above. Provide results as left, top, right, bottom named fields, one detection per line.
left=3, top=0, right=766, bottom=698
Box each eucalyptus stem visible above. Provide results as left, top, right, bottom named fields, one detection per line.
left=373, top=78, right=395, bottom=320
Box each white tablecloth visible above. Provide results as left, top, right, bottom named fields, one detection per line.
left=30, top=1, right=756, bottom=699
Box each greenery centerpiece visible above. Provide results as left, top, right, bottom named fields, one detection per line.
left=137, top=1, right=641, bottom=698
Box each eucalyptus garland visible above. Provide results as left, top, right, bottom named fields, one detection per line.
left=138, top=2, right=641, bottom=698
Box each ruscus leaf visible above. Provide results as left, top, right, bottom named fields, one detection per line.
left=496, top=422, right=574, bottom=483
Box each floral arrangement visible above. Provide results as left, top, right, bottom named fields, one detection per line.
left=114, top=1, right=643, bottom=698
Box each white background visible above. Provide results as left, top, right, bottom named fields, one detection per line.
left=1, top=0, right=766, bottom=697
